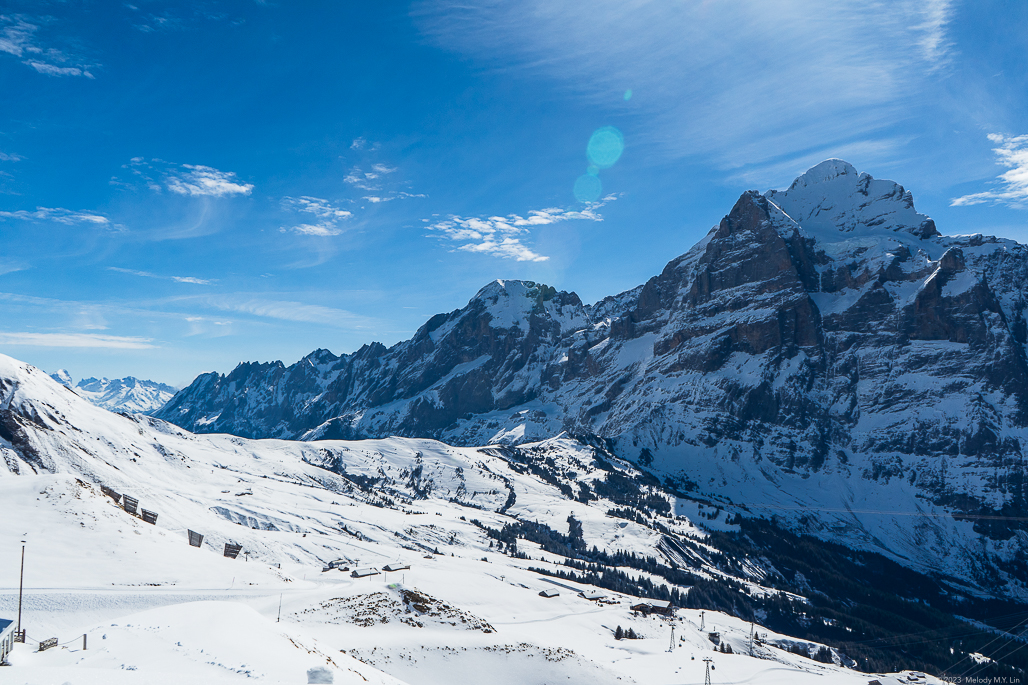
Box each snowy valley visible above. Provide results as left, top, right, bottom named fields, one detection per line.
left=1, top=352, right=1024, bottom=684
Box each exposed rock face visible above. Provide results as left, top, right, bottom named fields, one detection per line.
left=157, top=160, right=1028, bottom=597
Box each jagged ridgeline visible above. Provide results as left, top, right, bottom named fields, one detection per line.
left=156, top=160, right=1028, bottom=598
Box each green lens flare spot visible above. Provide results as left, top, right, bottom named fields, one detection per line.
left=624, top=89, right=632, bottom=101
left=574, top=174, right=602, bottom=203
left=587, top=126, right=624, bottom=169
left=586, top=165, right=600, bottom=176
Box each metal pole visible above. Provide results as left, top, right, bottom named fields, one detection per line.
left=17, top=543, right=25, bottom=636
left=277, top=594, right=283, bottom=623
left=703, top=657, right=713, bottom=685
left=83, top=634, right=87, bottom=651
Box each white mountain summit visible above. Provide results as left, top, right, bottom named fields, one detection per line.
left=49, top=369, right=177, bottom=414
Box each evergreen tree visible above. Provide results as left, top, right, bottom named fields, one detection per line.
left=614, top=626, right=623, bottom=640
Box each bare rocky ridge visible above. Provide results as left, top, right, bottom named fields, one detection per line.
left=156, top=160, right=1028, bottom=595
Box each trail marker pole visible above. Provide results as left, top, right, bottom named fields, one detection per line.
left=277, top=594, right=283, bottom=623
left=17, top=542, right=25, bottom=637
left=83, top=634, right=87, bottom=651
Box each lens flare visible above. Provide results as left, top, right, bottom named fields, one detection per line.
left=587, top=126, right=624, bottom=169
left=624, top=89, right=632, bottom=101
left=573, top=174, right=602, bottom=203
left=586, top=165, right=600, bottom=176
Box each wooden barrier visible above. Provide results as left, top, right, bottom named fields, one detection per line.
left=140, top=509, right=158, bottom=525
left=224, top=543, right=242, bottom=559
left=187, top=530, right=204, bottom=547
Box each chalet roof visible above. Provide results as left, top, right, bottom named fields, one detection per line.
left=351, top=567, right=380, bottom=577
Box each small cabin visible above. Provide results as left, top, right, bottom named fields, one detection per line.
left=383, top=563, right=410, bottom=572
left=630, top=599, right=673, bottom=616
left=539, top=588, right=560, bottom=598
left=327, top=559, right=349, bottom=570
left=580, top=591, right=605, bottom=601
left=351, top=568, right=380, bottom=578
left=0, top=617, right=16, bottom=665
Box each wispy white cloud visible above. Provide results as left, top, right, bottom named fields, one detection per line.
left=282, top=196, right=352, bottom=219
left=288, top=223, right=342, bottom=237
left=428, top=199, right=611, bottom=262
left=108, top=266, right=215, bottom=285
left=0, top=151, right=22, bottom=162
left=363, top=191, right=427, bottom=204
left=280, top=195, right=352, bottom=236
left=0, top=14, right=97, bottom=78
left=344, top=166, right=382, bottom=191
left=0, top=206, right=109, bottom=225
left=951, top=134, right=1028, bottom=208
left=0, top=332, right=156, bottom=349
left=24, top=61, right=91, bottom=77
left=202, top=296, right=372, bottom=327
left=120, top=158, right=253, bottom=197
left=415, top=0, right=954, bottom=174
left=0, top=262, right=27, bottom=276
left=166, top=164, right=253, bottom=197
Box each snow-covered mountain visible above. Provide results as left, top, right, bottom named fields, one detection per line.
left=50, top=369, right=176, bottom=414
left=1, top=352, right=1020, bottom=683
left=155, top=161, right=1028, bottom=599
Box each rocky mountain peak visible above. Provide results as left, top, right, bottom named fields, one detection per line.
left=50, top=369, right=73, bottom=387
left=767, top=159, right=939, bottom=240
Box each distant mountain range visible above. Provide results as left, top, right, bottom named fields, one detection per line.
left=50, top=369, right=176, bottom=414
left=155, top=160, right=1028, bottom=598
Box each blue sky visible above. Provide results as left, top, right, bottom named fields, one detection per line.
left=1, top=1, right=1026, bottom=386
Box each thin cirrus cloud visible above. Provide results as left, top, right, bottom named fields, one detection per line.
left=951, top=134, right=1028, bottom=208
left=108, top=267, right=215, bottom=285
left=0, top=15, right=96, bottom=78
left=280, top=196, right=352, bottom=237
left=201, top=295, right=375, bottom=328
left=414, top=0, right=954, bottom=178
left=364, top=192, right=427, bottom=204
left=427, top=199, right=611, bottom=262
left=0, top=206, right=109, bottom=225
left=0, top=332, right=155, bottom=349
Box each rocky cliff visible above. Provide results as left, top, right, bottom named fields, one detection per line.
left=157, top=160, right=1028, bottom=597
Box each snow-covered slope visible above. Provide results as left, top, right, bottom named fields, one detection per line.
left=2, top=352, right=979, bottom=684
left=50, top=370, right=176, bottom=414
left=155, top=160, right=1028, bottom=599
